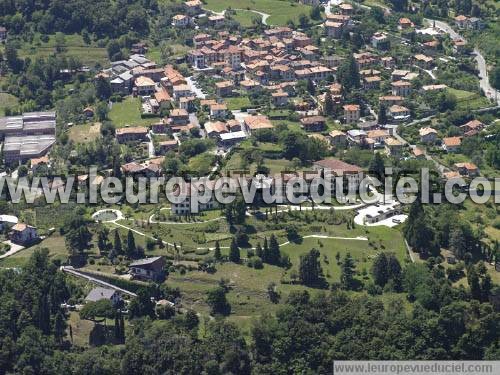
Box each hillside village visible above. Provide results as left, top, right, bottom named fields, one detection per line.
left=0, top=0, right=499, bottom=369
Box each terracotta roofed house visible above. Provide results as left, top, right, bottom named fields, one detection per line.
left=399, top=17, right=414, bottom=29
left=367, top=129, right=390, bottom=144
left=413, top=147, right=425, bottom=159
left=389, top=105, right=410, bottom=121
left=168, top=108, right=190, bottom=126
left=157, top=139, right=179, bottom=154
left=204, top=121, right=229, bottom=139
left=115, top=126, right=148, bottom=143
left=442, top=136, right=461, bottom=152
left=460, top=119, right=484, bottom=136
left=385, top=137, right=404, bottom=156
left=300, top=116, right=326, bottom=132
left=455, top=15, right=468, bottom=29
left=454, top=162, right=479, bottom=177
left=243, top=115, right=274, bottom=133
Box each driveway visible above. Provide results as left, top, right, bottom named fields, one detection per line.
left=0, top=241, right=25, bottom=259
left=146, top=132, right=155, bottom=158
left=186, top=76, right=206, bottom=99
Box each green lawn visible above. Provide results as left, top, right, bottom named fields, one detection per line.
left=281, top=231, right=407, bottom=284
left=0, top=234, right=68, bottom=269
left=224, top=96, right=252, bottom=110
left=42, top=204, right=409, bottom=334
left=238, top=140, right=282, bottom=152
left=109, top=97, right=160, bottom=127
left=203, top=0, right=312, bottom=26
left=164, top=222, right=407, bottom=325
left=446, top=88, right=491, bottom=110
left=0, top=93, right=19, bottom=115
left=17, top=34, right=108, bottom=66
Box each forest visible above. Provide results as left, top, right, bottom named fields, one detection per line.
left=0, top=248, right=498, bottom=374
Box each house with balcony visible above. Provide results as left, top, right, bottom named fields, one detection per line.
left=129, top=257, right=166, bottom=282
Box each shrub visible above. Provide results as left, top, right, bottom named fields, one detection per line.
left=493, top=218, right=500, bottom=229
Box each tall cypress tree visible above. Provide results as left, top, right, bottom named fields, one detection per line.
left=372, top=253, right=389, bottom=287
left=228, top=239, right=240, bottom=263
left=340, top=253, right=356, bottom=290
left=378, top=103, right=387, bottom=125
left=324, top=92, right=334, bottom=116
left=114, top=230, right=122, bottom=255
left=299, top=248, right=323, bottom=286
left=263, top=237, right=269, bottom=263
left=256, top=242, right=263, bottom=259
left=126, top=229, right=136, bottom=258
left=214, top=240, right=222, bottom=261
left=268, top=234, right=281, bottom=265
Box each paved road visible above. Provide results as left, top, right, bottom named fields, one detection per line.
left=426, top=18, right=500, bottom=105
left=474, top=49, right=500, bottom=105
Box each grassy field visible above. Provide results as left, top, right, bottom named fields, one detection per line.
left=203, top=0, right=312, bottom=26
left=231, top=9, right=262, bottom=27
left=67, top=312, right=95, bottom=347
left=0, top=234, right=68, bottom=268
left=447, top=88, right=492, bottom=110
left=0, top=93, right=19, bottom=115
left=68, top=122, right=101, bottom=144
left=363, top=0, right=391, bottom=9
left=165, top=221, right=407, bottom=327
left=0, top=201, right=409, bottom=336
left=109, top=97, right=160, bottom=127
left=187, top=152, right=216, bottom=175
left=146, top=44, right=191, bottom=63
left=17, top=34, right=108, bottom=66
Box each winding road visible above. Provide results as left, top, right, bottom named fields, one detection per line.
left=424, top=18, right=500, bottom=105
